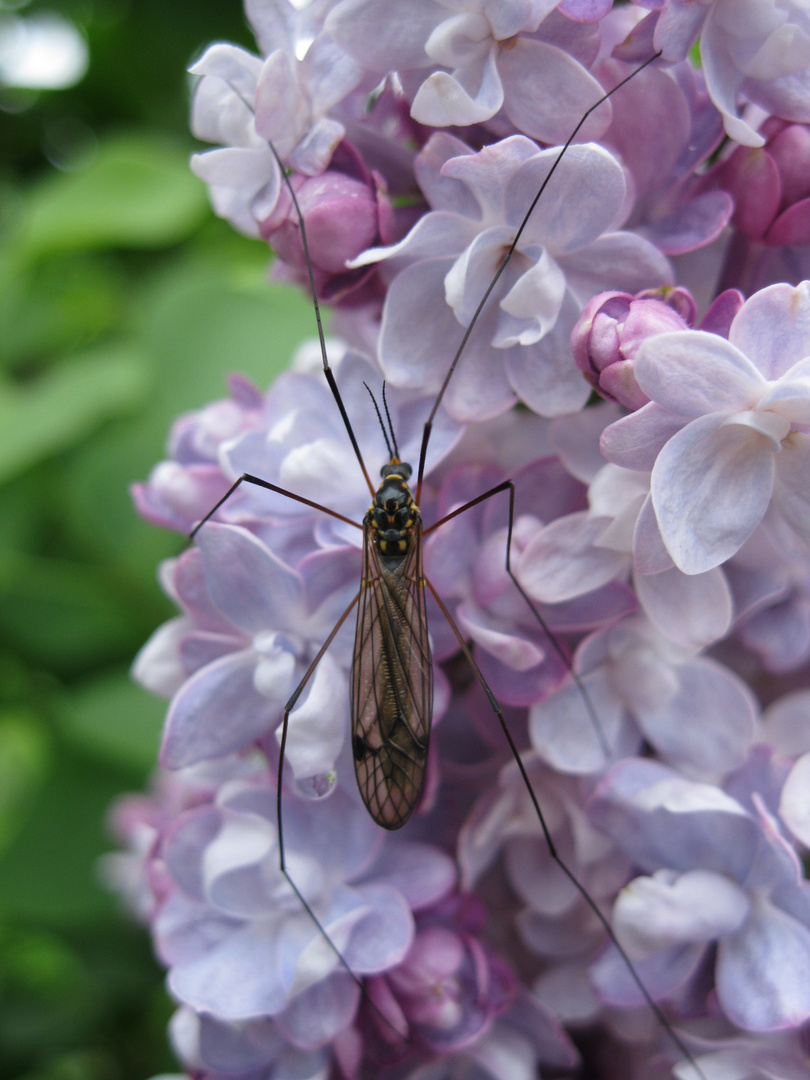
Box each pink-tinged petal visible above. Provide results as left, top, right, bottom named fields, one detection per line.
left=161, top=650, right=283, bottom=768
left=529, top=669, right=639, bottom=775
left=557, top=0, right=612, bottom=22
left=517, top=512, right=629, bottom=603
left=600, top=402, right=686, bottom=471
left=729, top=282, right=810, bottom=380
left=651, top=414, right=775, bottom=575
left=500, top=39, right=610, bottom=145
left=781, top=753, right=810, bottom=847
left=759, top=357, right=810, bottom=426
left=635, top=565, right=732, bottom=649
left=590, top=939, right=706, bottom=1007
left=726, top=146, right=781, bottom=239
left=700, top=288, right=745, bottom=338
left=613, top=869, right=750, bottom=955
left=325, top=0, right=440, bottom=71
left=276, top=653, right=347, bottom=781
left=560, top=233, right=673, bottom=305
left=412, top=46, right=504, bottom=128
left=767, top=198, right=810, bottom=246
left=643, top=190, right=734, bottom=256
left=635, top=332, right=767, bottom=417
left=637, top=657, right=757, bottom=775
left=717, top=896, right=810, bottom=1031
left=506, top=145, right=626, bottom=255
left=773, top=433, right=810, bottom=546
left=195, top=524, right=305, bottom=635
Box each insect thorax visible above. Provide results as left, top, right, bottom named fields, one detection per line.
left=366, top=460, right=420, bottom=557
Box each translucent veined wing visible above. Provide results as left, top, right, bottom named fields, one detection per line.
left=351, top=520, right=432, bottom=829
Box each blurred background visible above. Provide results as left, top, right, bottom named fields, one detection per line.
left=0, top=1, right=315, bottom=1076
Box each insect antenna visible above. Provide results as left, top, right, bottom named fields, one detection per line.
left=381, top=381, right=400, bottom=461
left=363, top=380, right=395, bottom=461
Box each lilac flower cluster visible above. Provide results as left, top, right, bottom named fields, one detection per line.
left=113, top=1, right=810, bottom=1077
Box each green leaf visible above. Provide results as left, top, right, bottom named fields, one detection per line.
left=16, top=133, right=209, bottom=259
left=57, top=670, right=164, bottom=774
left=0, top=256, right=126, bottom=371
left=0, top=341, right=151, bottom=484
left=0, top=743, right=127, bottom=924
left=0, top=711, right=51, bottom=856
left=0, top=551, right=146, bottom=672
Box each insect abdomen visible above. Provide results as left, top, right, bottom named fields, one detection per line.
left=351, top=527, right=433, bottom=829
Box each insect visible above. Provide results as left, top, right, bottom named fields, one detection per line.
left=189, top=51, right=707, bottom=1080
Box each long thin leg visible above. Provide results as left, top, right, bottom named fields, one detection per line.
left=414, top=49, right=662, bottom=501
left=424, top=576, right=706, bottom=1080
left=424, top=479, right=610, bottom=762
left=273, top=592, right=409, bottom=1041
left=218, top=78, right=376, bottom=499
left=189, top=473, right=364, bottom=539
left=267, top=144, right=376, bottom=498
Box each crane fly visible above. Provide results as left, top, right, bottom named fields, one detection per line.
left=189, top=49, right=709, bottom=1080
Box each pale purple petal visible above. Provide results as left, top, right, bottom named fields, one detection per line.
left=600, top=402, right=686, bottom=472
left=613, top=869, right=750, bottom=955
left=500, top=39, right=610, bottom=145
left=194, top=524, right=306, bottom=634
left=780, top=754, right=810, bottom=847
left=529, top=669, right=639, bottom=774
left=636, top=656, right=757, bottom=776
left=162, top=650, right=282, bottom=768
left=717, top=896, right=810, bottom=1030
left=650, top=414, right=775, bottom=575
left=773, top=433, right=810, bottom=546
left=518, top=512, right=629, bottom=603
left=730, top=282, right=810, bottom=381
left=276, top=653, right=347, bottom=781
left=634, top=565, right=733, bottom=649
left=634, top=332, right=767, bottom=417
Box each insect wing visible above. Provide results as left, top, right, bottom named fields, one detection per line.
left=351, top=522, right=433, bottom=829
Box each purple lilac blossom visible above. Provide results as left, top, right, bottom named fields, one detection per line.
left=110, top=2, right=810, bottom=1078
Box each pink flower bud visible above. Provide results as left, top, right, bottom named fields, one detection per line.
left=720, top=119, right=810, bottom=246
left=571, top=289, right=692, bottom=410
left=260, top=141, right=393, bottom=301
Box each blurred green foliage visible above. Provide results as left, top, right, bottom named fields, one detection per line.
left=0, top=1, right=316, bottom=1076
